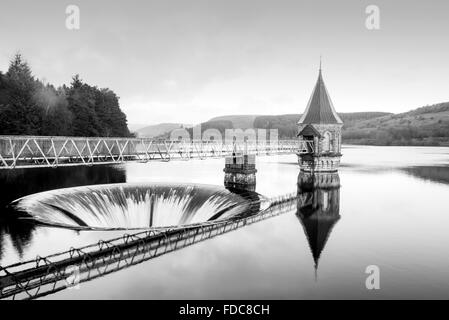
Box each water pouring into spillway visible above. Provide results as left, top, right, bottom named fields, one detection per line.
left=11, top=183, right=266, bottom=230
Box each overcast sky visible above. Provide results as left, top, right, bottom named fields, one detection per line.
left=1, top=0, right=448, bottom=125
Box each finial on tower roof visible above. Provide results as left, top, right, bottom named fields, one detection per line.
left=319, top=55, right=322, bottom=72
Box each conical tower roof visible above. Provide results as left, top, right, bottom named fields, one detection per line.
left=298, top=214, right=340, bottom=268
left=298, top=66, right=343, bottom=125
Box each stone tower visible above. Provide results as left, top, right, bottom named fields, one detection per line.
left=297, top=64, right=343, bottom=172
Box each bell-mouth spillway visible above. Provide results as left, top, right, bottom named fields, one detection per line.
left=10, top=182, right=267, bottom=231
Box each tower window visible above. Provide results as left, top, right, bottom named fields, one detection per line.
left=323, top=131, right=333, bottom=152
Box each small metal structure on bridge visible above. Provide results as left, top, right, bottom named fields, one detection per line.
left=0, top=136, right=311, bottom=169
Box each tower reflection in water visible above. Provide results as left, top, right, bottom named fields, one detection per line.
left=296, top=172, right=340, bottom=278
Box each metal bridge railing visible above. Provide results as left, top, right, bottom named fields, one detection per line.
left=0, top=193, right=297, bottom=300
left=0, top=136, right=310, bottom=169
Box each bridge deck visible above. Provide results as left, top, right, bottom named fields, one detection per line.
left=0, top=136, right=312, bottom=169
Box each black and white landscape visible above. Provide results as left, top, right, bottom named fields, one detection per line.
left=0, top=0, right=449, bottom=303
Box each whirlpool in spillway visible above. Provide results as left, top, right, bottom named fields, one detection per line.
left=10, top=183, right=267, bottom=230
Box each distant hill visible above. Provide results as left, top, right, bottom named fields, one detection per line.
left=197, top=112, right=390, bottom=139
left=136, top=123, right=189, bottom=138
left=128, top=123, right=149, bottom=132
left=201, top=106, right=449, bottom=146
left=342, top=102, right=449, bottom=146
left=134, top=102, right=449, bottom=146
left=339, top=112, right=392, bottom=126
left=208, top=115, right=261, bottom=129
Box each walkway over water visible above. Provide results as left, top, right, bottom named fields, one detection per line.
left=0, top=136, right=311, bottom=169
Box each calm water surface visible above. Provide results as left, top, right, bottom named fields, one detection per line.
left=1, top=145, right=449, bottom=299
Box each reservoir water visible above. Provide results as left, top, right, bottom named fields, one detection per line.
left=1, top=145, right=449, bottom=299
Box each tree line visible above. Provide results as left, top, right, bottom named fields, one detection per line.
left=0, top=53, right=131, bottom=137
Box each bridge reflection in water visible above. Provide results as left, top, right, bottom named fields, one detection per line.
left=0, top=193, right=296, bottom=300
left=296, top=172, right=341, bottom=278
left=0, top=159, right=342, bottom=300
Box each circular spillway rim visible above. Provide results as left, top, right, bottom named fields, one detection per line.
left=10, top=182, right=269, bottom=231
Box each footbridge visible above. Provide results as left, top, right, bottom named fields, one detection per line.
left=0, top=136, right=313, bottom=169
